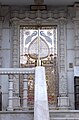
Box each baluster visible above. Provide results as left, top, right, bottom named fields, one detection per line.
left=7, top=74, right=13, bottom=111
left=23, top=74, right=28, bottom=110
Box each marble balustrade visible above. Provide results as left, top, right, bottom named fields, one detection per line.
left=0, top=68, right=35, bottom=111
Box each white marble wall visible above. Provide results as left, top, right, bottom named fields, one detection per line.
left=66, top=22, right=75, bottom=109
left=2, top=28, right=12, bottom=110
left=0, top=7, right=12, bottom=110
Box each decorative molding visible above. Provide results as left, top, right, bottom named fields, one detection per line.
left=0, top=68, right=35, bottom=75
left=10, top=9, right=68, bottom=26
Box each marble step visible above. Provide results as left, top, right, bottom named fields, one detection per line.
left=49, top=110, right=79, bottom=120
left=50, top=118, right=79, bottom=120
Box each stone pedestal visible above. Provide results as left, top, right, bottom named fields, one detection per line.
left=58, top=97, right=69, bottom=110
left=34, top=66, right=49, bottom=120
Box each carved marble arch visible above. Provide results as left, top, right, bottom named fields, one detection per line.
left=19, top=25, right=58, bottom=108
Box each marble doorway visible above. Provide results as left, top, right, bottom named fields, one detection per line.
left=19, top=26, right=58, bottom=109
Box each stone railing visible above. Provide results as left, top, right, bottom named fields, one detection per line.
left=0, top=68, right=35, bottom=111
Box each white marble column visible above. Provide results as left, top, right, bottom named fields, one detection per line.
left=58, top=17, right=69, bottom=109
left=23, top=74, right=28, bottom=110
left=34, top=66, right=49, bottom=120
left=7, top=74, right=13, bottom=111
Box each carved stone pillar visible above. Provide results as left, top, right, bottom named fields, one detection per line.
left=11, top=18, right=20, bottom=109
left=23, top=74, right=28, bottom=110
left=0, top=18, right=2, bottom=94
left=0, top=18, right=2, bottom=68
left=73, top=20, right=79, bottom=66
left=58, top=18, right=69, bottom=109
left=73, top=4, right=79, bottom=65
left=7, top=74, right=13, bottom=111
left=12, top=19, right=20, bottom=68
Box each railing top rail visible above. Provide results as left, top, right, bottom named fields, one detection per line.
left=0, top=68, right=35, bottom=75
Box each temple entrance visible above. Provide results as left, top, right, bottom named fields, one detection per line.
left=20, top=26, right=58, bottom=108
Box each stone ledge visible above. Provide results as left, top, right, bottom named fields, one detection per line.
left=0, top=110, right=34, bottom=114
left=50, top=118, right=79, bottom=120
left=0, top=110, right=79, bottom=120
left=49, top=110, right=79, bottom=112
left=0, top=68, right=35, bottom=75
left=50, top=110, right=79, bottom=119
